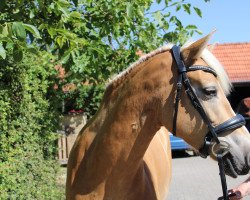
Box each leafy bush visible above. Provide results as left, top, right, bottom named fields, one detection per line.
left=0, top=50, right=63, bottom=199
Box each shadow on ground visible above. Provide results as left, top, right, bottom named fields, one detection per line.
left=172, top=150, right=197, bottom=159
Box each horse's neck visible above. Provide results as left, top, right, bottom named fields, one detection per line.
left=81, top=51, right=174, bottom=188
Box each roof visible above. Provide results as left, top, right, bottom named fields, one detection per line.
left=211, top=43, right=250, bottom=83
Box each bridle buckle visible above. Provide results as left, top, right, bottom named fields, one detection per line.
left=211, top=141, right=231, bottom=157
left=176, top=82, right=182, bottom=89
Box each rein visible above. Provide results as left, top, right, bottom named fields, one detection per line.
left=171, top=45, right=246, bottom=200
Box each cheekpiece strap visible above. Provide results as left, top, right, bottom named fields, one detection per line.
left=172, top=45, right=186, bottom=135
left=171, top=45, right=187, bottom=73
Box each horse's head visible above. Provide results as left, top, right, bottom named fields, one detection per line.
left=173, top=33, right=250, bottom=178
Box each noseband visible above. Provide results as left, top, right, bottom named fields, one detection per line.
left=171, top=45, right=246, bottom=200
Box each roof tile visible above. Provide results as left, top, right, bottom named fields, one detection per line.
left=211, top=43, right=250, bottom=83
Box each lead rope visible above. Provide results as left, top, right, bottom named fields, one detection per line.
left=213, top=141, right=231, bottom=200
left=217, top=153, right=229, bottom=200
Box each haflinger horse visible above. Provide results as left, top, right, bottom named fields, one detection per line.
left=66, top=33, right=250, bottom=200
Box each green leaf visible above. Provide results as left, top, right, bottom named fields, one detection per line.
left=27, top=46, right=38, bottom=54
left=169, top=2, right=179, bottom=7
left=124, top=17, right=130, bottom=26
left=137, top=8, right=144, bottom=18
left=194, top=7, right=202, bottom=17
left=17, top=0, right=24, bottom=7
left=195, top=29, right=203, bottom=35
left=0, top=43, right=6, bottom=59
left=2, top=24, right=9, bottom=37
left=89, top=46, right=105, bottom=55
left=169, top=16, right=177, bottom=23
left=176, top=5, right=181, bottom=11
left=56, top=36, right=66, bottom=48
left=29, top=10, right=35, bottom=18
left=12, top=22, right=26, bottom=41
left=183, top=4, right=191, bottom=14
left=69, top=11, right=82, bottom=19
left=186, top=25, right=197, bottom=30
left=74, top=38, right=88, bottom=46
left=164, top=12, right=170, bottom=18
left=156, top=0, right=161, bottom=3
left=126, top=3, right=133, bottom=18
left=56, top=0, right=70, bottom=18
left=164, top=0, right=168, bottom=6
left=190, top=30, right=194, bottom=36
left=57, top=0, right=70, bottom=7
left=61, top=51, right=71, bottom=64
left=55, top=28, right=77, bottom=39
left=23, top=24, right=41, bottom=39
left=163, top=20, right=169, bottom=30
left=13, top=44, right=23, bottom=62
left=48, top=28, right=56, bottom=38
left=153, top=11, right=163, bottom=27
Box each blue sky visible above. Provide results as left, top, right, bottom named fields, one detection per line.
left=154, top=0, right=250, bottom=43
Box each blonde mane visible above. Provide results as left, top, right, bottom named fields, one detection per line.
left=201, top=48, right=232, bottom=95
left=106, top=43, right=232, bottom=95
left=106, top=44, right=174, bottom=88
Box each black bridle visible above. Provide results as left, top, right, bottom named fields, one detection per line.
left=171, top=45, right=246, bottom=200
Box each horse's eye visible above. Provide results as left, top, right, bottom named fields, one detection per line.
left=203, top=87, right=217, bottom=97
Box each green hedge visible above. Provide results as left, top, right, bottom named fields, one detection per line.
left=0, top=51, right=63, bottom=199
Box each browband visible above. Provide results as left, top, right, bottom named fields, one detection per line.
left=188, top=65, right=217, bottom=77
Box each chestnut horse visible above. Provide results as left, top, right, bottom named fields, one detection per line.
left=66, top=34, right=250, bottom=200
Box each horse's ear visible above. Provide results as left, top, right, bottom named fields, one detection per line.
left=181, top=31, right=215, bottom=65
left=207, top=43, right=217, bottom=52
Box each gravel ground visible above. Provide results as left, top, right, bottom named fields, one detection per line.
left=168, top=151, right=250, bottom=200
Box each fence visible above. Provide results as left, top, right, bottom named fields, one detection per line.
left=57, top=113, right=87, bottom=165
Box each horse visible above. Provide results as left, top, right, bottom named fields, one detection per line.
left=66, top=33, right=250, bottom=200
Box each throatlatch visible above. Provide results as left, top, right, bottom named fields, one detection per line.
left=171, top=45, right=246, bottom=200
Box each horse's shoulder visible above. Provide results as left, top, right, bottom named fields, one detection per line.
left=143, top=128, right=172, bottom=199
left=75, top=127, right=97, bottom=151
